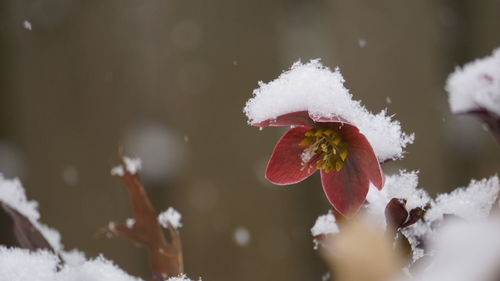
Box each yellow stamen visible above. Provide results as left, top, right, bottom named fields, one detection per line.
left=299, top=127, right=349, bottom=173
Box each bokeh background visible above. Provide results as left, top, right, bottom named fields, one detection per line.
left=0, top=0, right=499, bottom=280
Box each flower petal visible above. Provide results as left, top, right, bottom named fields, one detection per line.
left=320, top=163, right=370, bottom=217
left=341, top=123, right=385, bottom=189
left=252, top=111, right=315, bottom=127
left=265, top=126, right=318, bottom=185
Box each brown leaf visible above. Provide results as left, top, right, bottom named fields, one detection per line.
left=108, top=156, right=183, bottom=280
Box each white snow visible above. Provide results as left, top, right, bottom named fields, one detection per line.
left=407, top=219, right=500, bottom=281
left=23, top=21, right=31, bottom=31
left=244, top=60, right=414, bottom=161
left=0, top=247, right=142, bottom=281
left=311, top=210, right=339, bottom=237
left=167, top=274, right=200, bottom=281
left=125, top=218, right=135, bottom=229
left=233, top=227, right=251, bottom=247
left=158, top=207, right=182, bottom=229
left=110, top=157, right=142, bottom=176
left=446, top=48, right=500, bottom=116
left=0, top=174, right=63, bottom=251
left=425, top=175, right=499, bottom=223
left=400, top=175, right=499, bottom=263
left=365, top=170, right=430, bottom=228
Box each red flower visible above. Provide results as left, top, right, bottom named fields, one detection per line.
left=254, top=111, right=385, bottom=217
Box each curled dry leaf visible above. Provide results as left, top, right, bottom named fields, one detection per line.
left=321, top=217, right=404, bottom=281
left=108, top=157, right=183, bottom=281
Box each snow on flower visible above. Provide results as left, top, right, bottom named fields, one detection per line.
left=244, top=60, right=413, bottom=162
left=158, top=207, right=182, bottom=229
left=446, top=48, right=500, bottom=117
left=243, top=60, right=412, bottom=216
left=446, top=48, right=500, bottom=140
left=110, top=157, right=142, bottom=176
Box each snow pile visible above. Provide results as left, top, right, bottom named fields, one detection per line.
left=111, top=157, right=142, bottom=176
left=311, top=211, right=339, bottom=237
left=365, top=170, right=430, bottom=228
left=425, top=176, right=500, bottom=223
left=446, top=48, right=500, bottom=116
left=158, top=207, right=182, bottom=229
left=402, top=175, right=499, bottom=263
left=0, top=174, right=63, bottom=251
left=0, top=247, right=142, bottom=281
left=408, top=219, right=500, bottom=281
left=244, top=60, right=414, bottom=161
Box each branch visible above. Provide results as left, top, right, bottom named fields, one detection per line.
left=108, top=156, right=183, bottom=281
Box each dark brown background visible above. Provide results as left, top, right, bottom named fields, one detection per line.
left=0, top=1, right=499, bottom=281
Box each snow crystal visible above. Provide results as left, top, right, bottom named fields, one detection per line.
left=0, top=174, right=63, bottom=251
left=110, top=157, right=142, bottom=176
left=158, top=207, right=182, bottom=229
left=23, top=20, right=31, bottom=31
left=408, top=219, right=500, bottom=281
left=446, top=48, right=500, bottom=116
left=425, top=175, right=499, bottom=223
left=0, top=247, right=143, bottom=281
left=311, top=211, right=339, bottom=237
left=365, top=170, right=430, bottom=228
left=244, top=60, right=414, bottom=161
left=233, top=227, right=251, bottom=247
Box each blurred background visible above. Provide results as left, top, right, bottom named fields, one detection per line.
left=0, top=0, right=499, bottom=280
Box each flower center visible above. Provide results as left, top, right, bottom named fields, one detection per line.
left=299, top=128, right=349, bottom=172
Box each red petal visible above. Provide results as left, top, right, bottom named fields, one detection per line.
left=265, top=127, right=318, bottom=185
left=341, top=124, right=385, bottom=189
left=252, top=111, right=315, bottom=127
left=320, top=164, right=370, bottom=217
